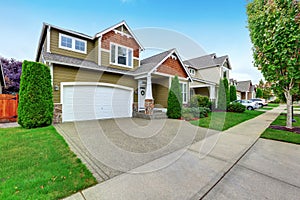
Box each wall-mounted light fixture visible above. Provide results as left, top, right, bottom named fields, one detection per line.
left=54, top=85, right=59, bottom=91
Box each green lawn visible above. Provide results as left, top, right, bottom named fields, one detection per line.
left=0, top=126, right=97, bottom=200
left=261, top=114, right=300, bottom=144
left=259, top=107, right=273, bottom=110
left=267, top=103, right=280, bottom=107
left=190, top=110, right=264, bottom=131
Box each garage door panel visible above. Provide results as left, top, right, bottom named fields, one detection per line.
left=62, top=84, right=132, bottom=122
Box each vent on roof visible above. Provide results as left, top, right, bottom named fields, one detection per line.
left=170, top=55, right=177, bottom=60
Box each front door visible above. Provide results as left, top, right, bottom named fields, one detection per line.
left=138, top=80, right=146, bottom=110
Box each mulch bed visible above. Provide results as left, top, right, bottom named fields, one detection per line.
left=269, top=125, right=300, bottom=134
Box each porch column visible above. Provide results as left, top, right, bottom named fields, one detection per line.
left=145, top=74, right=154, bottom=115
left=209, top=85, right=215, bottom=100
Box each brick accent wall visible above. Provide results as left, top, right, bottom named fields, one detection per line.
left=157, top=56, right=188, bottom=78
left=101, top=31, right=140, bottom=58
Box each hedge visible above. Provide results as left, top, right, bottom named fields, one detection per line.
left=18, top=61, right=53, bottom=128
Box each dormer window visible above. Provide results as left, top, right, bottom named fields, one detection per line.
left=110, top=43, right=133, bottom=68
left=59, top=33, right=87, bottom=54
left=189, top=68, right=196, bottom=76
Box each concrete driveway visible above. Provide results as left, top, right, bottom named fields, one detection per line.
left=55, top=118, right=219, bottom=182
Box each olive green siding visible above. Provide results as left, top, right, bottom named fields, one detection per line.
left=152, top=78, right=170, bottom=108
left=101, top=50, right=110, bottom=66
left=133, top=59, right=139, bottom=68
left=50, top=29, right=96, bottom=62
left=52, top=64, right=137, bottom=103
left=195, top=87, right=209, bottom=97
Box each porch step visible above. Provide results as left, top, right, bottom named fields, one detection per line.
left=133, top=111, right=168, bottom=120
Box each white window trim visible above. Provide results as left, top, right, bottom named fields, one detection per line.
left=180, top=82, right=188, bottom=104
left=109, top=42, right=133, bottom=69
left=59, top=33, right=87, bottom=54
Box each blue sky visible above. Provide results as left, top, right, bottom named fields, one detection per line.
left=0, top=0, right=263, bottom=83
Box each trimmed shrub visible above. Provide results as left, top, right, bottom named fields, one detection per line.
left=167, top=75, right=182, bottom=119
left=18, top=61, right=53, bottom=128
left=229, top=85, right=237, bottom=102
left=223, top=77, right=230, bottom=105
left=190, top=95, right=211, bottom=108
left=270, top=98, right=281, bottom=104
left=217, top=78, right=227, bottom=111
left=182, top=107, right=210, bottom=119
left=227, top=103, right=246, bottom=113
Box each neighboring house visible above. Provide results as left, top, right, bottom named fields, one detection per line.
left=35, top=21, right=191, bottom=122
left=0, top=61, right=6, bottom=94
left=230, top=78, right=241, bottom=100
left=236, top=80, right=256, bottom=100
left=183, top=53, right=232, bottom=102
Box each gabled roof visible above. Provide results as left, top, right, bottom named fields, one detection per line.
left=35, top=20, right=144, bottom=61
left=95, top=20, right=144, bottom=50
left=236, top=80, right=252, bottom=92
left=133, top=49, right=192, bottom=80
left=0, top=60, right=6, bottom=87
left=184, top=53, right=231, bottom=70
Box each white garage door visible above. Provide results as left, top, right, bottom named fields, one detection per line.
left=62, top=83, right=133, bottom=122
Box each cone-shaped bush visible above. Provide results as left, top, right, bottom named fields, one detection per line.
left=18, top=61, right=53, bottom=128
left=229, top=85, right=237, bottom=102
left=217, top=78, right=227, bottom=111
left=167, top=75, right=182, bottom=119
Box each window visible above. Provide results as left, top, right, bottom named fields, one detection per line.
left=61, top=36, right=72, bottom=48
left=189, top=68, right=195, bottom=76
left=180, top=82, right=188, bottom=104
left=75, top=40, right=85, bottom=51
left=110, top=43, right=133, bottom=68
left=59, top=33, right=87, bottom=54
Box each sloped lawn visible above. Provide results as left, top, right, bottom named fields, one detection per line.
left=190, top=110, right=263, bottom=131
left=0, top=126, right=97, bottom=200
left=261, top=114, right=300, bottom=144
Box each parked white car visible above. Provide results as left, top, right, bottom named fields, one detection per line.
left=250, top=98, right=268, bottom=107
left=233, top=100, right=259, bottom=110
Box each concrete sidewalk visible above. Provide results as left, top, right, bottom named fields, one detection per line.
left=64, top=105, right=285, bottom=200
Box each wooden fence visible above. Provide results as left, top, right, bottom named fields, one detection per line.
left=0, top=94, right=18, bottom=122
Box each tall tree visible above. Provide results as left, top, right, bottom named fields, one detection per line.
left=256, top=88, right=263, bottom=98
left=223, top=77, right=230, bottom=105
left=0, top=57, right=22, bottom=94
left=229, top=85, right=237, bottom=102
left=247, top=0, right=300, bottom=128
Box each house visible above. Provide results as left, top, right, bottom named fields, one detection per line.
left=0, top=61, right=6, bottom=94
left=236, top=80, right=256, bottom=100
left=183, top=53, right=232, bottom=103
left=35, top=21, right=192, bottom=123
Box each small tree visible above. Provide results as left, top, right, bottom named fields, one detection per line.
left=247, top=0, right=300, bottom=128
left=223, top=77, right=230, bottom=105
left=18, top=61, right=53, bottom=128
left=217, top=78, right=227, bottom=111
left=229, top=85, right=237, bottom=102
left=167, top=75, right=182, bottom=119
left=256, top=88, right=263, bottom=98
left=0, top=57, right=22, bottom=94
